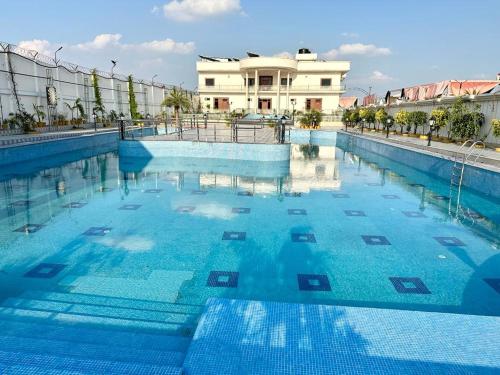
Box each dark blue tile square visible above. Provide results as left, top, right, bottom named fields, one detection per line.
left=14, top=224, right=44, bottom=233
left=222, top=231, right=246, bottom=241
left=232, top=207, right=250, bottom=214
left=97, top=187, right=114, bottom=193
left=288, top=209, right=307, bottom=215
left=389, top=277, right=431, bottom=294
left=63, top=202, right=87, bottom=208
left=362, top=235, right=391, bottom=245
left=297, top=274, right=331, bottom=291
left=207, top=271, right=239, bottom=288
left=332, top=193, right=349, bottom=198
left=284, top=192, right=302, bottom=197
left=119, top=204, right=142, bottom=210
left=409, top=183, right=425, bottom=188
left=145, top=189, right=162, bottom=193
left=434, top=236, right=465, bottom=246
left=11, top=200, right=33, bottom=207
left=237, top=191, right=253, bottom=197
left=291, top=233, right=316, bottom=243
left=402, top=211, right=427, bottom=218
left=484, top=279, right=500, bottom=294
left=345, top=210, right=366, bottom=217
left=191, top=190, right=207, bottom=195
left=176, top=206, right=195, bottom=213
left=83, top=175, right=97, bottom=180
left=24, top=263, right=66, bottom=279
left=83, top=227, right=112, bottom=236
left=382, top=194, right=400, bottom=199
left=432, top=195, right=450, bottom=201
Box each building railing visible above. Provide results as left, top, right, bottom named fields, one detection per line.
left=199, top=84, right=346, bottom=93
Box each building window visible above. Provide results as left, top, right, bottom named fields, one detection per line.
left=280, top=78, right=292, bottom=86
left=244, top=78, right=255, bottom=87
left=306, top=98, right=322, bottom=111
left=259, top=76, right=273, bottom=86
left=205, top=78, right=215, bottom=86
left=320, top=78, right=332, bottom=87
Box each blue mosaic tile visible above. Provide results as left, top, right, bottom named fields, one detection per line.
left=63, top=202, right=87, bottom=208
left=222, top=231, right=246, bottom=241
left=434, top=236, right=465, bottom=247
left=237, top=191, right=253, bottom=197
left=345, top=210, right=366, bottom=217
left=96, top=187, right=114, bottom=193
left=176, top=206, right=195, bottom=213
left=232, top=207, right=250, bottom=214
left=14, top=224, right=44, bottom=233
left=24, top=263, right=66, bottom=279
left=82, top=175, right=97, bottom=180
left=145, top=189, right=162, bottom=193
left=284, top=192, right=302, bottom=197
left=83, top=227, right=112, bottom=236
left=191, top=190, right=207, bottom=195
left=362, top=235, right=391, bottom=245
left=11, top=200, right=33, bottom=207
left=332, top=193, right=349, bottom=198
left=484, top=279, right=500, bottom=294
left=297, top=274, right=331, bottom=291
left=119, top=204, right=142, bottom=210
left=382, top=194, right=400, bottom=199
left=389, top=277, right=431, bottom=294
left=288, top=209, right=307, bottom=215
left=409, top=183, right=425, bottom=188
left=207, top=271, right=239, bottom=288
left=291, top=233, right=316, bottom=243
left=432, top=195, right=450, bottom=201
left=402, top=211, right=427, bottom=218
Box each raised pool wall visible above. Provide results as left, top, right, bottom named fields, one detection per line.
left=119, top=140, right=291, bottom=162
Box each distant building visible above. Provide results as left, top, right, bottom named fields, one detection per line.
left=196, top=49, right=350, bottom=114
left=339, top=96, right=358, bottom=109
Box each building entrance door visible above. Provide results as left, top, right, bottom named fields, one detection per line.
left=258, top=98, right=272, bottom=113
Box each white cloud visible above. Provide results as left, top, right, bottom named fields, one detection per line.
left=274, top=51, right=294, bottom=59
left=163, top=0, right=242, bottom=22
left=137, top=39, right=195, bottom=54
left=18, top=39, right=53, bottom=56
left=370, top=70, right=393, bottom=81
left=74, top=34, right=122, bottom=51
left=341, top=32, right=359, bottom=38
left=323, top=43, right=392, bottom=60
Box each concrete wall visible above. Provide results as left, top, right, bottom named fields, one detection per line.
left=0, top=49, right=175, bottom=124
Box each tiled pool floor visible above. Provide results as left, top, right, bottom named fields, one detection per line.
left=0, top=143, right=499, bottom=371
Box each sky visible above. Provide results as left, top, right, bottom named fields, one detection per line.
left=2, top=0, right=499, bottom=98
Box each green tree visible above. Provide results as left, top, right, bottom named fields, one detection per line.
left=492, top=119, right=500, bottom=138
left=408, top=111, right=428, bottom=134
left=375, top=108, right=388, bottom=130
left=91, top=69, right=105, bottom=117
left=342, top=109, right=352, bottom=125
left=161, top=87, right=190, bottom=128
left=349, top=108, right=360, bottom=125
left=450, top=97, right=485, bottom=140
left=299, top=110, right=322, bottom=128
left=128, top=75, right=140, bottom=119
left=394, top=110, right=410, bottom=134
left=32, top=104, right=45, bottom=124
left=430, top=107, right=449, bottom=138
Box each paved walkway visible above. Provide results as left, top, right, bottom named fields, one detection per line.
left=344, top=129, right=500, bottom=170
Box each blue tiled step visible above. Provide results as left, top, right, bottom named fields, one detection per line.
left=0, top=335, right=183, bottom=367
left=3, top=364, right=89, bottom=375
left=21, top=290, right=204, bottom=315
left=0, top=319, right=191, bottom=353
left=2, top=297, right=197, bottom=326
left=0, top=350, right=182, bottom=375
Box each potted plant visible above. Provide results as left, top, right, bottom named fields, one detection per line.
left=491, top=119, right=500, bottom=152
left=32, top=104, right=46, bottom=127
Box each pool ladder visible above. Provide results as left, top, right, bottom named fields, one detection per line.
left=448, top=140, right=484, bottom=221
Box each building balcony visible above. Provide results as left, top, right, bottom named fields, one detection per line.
left=199, top=85, right=346, bottom=94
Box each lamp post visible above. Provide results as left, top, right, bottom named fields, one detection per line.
left=111, top=60, right=117, bottom=77
left=119, top=114, right=125, bottom=140
left=54, top=46, right=63, bottom=66
left=361, top=118, right=366, bottom=134
left=386, top=118, right=392, bottom=138
left=290, top=98, right=296, bottom=124
left=92, top=108, right=97, bottom=132
left=427, top=119, right=435, bottom=146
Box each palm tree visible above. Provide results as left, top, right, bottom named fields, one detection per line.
left=161, top=87, right=190, bottom=128
left=64, top=98, right=85, bottom=121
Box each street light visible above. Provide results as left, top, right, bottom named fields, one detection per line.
left=92, top=108, right=97, bottom=132
left=361, top=118, right=366, bottom=134
left=386, top=118, right=392, bottom=138
left=111, top=60, right=117, bottom=76
left=427, top=119, right=435, bottom=146
left=54, top=46, right=63, bottom=66
left=119, top=113, right=125, bottom=140
left=290, top=98, right=296, bottom=124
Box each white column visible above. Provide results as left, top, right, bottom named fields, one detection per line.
left=277, top=69, right=281, bottom=113
left=151, top=84, right=155, bottom=116
left=245, top=71, right=249, bottom=111
left=286, top=72, right=290, bottom=111
left=254, top=69, right=258, bottom=114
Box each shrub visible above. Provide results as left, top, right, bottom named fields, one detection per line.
left=492, top=119, right=500, bottom=138
left=394, top=110, right=410, bottom=134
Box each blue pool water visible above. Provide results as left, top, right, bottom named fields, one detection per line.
left=0, top=137, right=499, bottom=359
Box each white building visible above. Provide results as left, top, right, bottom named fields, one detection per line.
left=197, top=49, right=350, bottom=114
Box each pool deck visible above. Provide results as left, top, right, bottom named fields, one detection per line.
left=184, top=298, right=500, bottom=374
left=342, top=129, right=500, bottom=172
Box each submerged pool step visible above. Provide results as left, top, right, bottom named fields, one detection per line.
left=0, top=364, right=87, bottom=375
left=21, top=290, right=204, bottom=316
left=0, top=334, right=183, bottom=367
left=2, top=297, right=196, bottom=325
left=0, top=318, right=191, bottom=353
left=0, top=350, right=182, bottom=375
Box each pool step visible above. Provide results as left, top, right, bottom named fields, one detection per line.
left=0, top=318, right=191, bottom=352
left=0, top=364, right=88, bottom=375
left=0, top=351, right=182, bottom=375
left=0, top=334, right=183, bottom=367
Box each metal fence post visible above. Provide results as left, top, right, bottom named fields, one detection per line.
left=196, top=116, right=200, bottom=141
